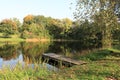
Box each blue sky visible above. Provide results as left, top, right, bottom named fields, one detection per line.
left=0, top=0, right=76, bottom=22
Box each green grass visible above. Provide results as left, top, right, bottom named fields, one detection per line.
left=0, top=33, right=24, bottom=42
left=0, top=45, right=120, bottom=80
left=47, top=47, right=120, bottom=80
left=0, top=38, right=24, bottom=42
left=1, top=59, right=119, bottom=80
left=0, top=63, right=52, bottom=80
left=73, top=47, right=120, bottom=61
left=49, top=61, right=120, bottom=80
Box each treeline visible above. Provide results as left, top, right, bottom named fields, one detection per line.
left=0, top=15, right=73, bottom=39
left=0, top=15, right=120, bottom=47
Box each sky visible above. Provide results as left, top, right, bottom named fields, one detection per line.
left=0, top=0, right=76, bottom=22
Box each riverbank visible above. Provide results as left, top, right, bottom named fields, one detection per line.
left=0, top=38, right=24, bottom=42
left=0, top=47, right=120, bottom=80
left=49, top=60, right=120, bottom=80
left=0, top=37, right=80, bottom=42
left=0, top=64, right=52, bottom=80
left=50, top=48, right=120, bottom=80
left=0, top=38, right=51, bottom=42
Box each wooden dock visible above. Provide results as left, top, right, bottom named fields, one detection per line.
left=42, top=53, right=86, bottom=67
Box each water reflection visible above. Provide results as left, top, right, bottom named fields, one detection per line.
left=0, top=41, right=95, bottom=69
left=46, top=41, right=94, bottom=58
left=0, top=43, right=20, bottom=60
left=21, top=42, right=51, bottom=63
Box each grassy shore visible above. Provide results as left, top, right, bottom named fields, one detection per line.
left=0, top=38, right=120, bottom=80
left=0, top=64, right=52, bottom=80
left=0, top=37, right=79, bottom=42
left=0, top=38, right=51, bottom=42
left=0, top=48, right=119, bottom=80
left=0, top=38, right=24, bottom=42
left=50, top=49, right=120, bottom=80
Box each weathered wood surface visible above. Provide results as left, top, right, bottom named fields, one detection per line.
left=42, top=53, right=86, bottom=65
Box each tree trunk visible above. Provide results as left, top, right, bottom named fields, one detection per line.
left=102, top=24, right=112, bottom=48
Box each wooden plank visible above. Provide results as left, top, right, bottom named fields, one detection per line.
left=42, top=53, right=86, bottom=65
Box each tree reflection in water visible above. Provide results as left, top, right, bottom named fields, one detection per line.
left=0, top=41, right=98, bottom=68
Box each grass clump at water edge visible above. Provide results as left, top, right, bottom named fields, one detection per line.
left=0, top=63, right=52, bottom=80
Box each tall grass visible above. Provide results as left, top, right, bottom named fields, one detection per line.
left=0, top=63, right=52, bottom=80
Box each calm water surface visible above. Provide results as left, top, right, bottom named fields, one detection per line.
left=0, top=41, right=94, bottom=69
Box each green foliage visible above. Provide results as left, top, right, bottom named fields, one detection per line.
left=93, top=9, right=118, bottom=48
left=74, top=0, right=120, bottom=48
left=0, top=18, right=20, bottom=38
left=21, top=15, right=58, bottom=39
left=0, top=13, right=119, bottom=48
left=68, top=20, right=102, bottom=47
left=21, top=15, right=73, bottom=39
left=112, top=23, right=120, bottom=41
left=46, top=23, right=64, bottom=39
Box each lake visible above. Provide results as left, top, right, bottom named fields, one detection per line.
left=0, top=41, right=95, bottom=70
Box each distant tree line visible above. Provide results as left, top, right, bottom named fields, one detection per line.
left=0, top=14, right=120, bottom=47
left=0, top=15, right=73, bottom=39
left=1, top=0, right=120, bottom=49
left=0, top=5, right=120, bottom=48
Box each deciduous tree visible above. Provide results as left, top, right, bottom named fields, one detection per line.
left=74, top=0, right=119, bottom=48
